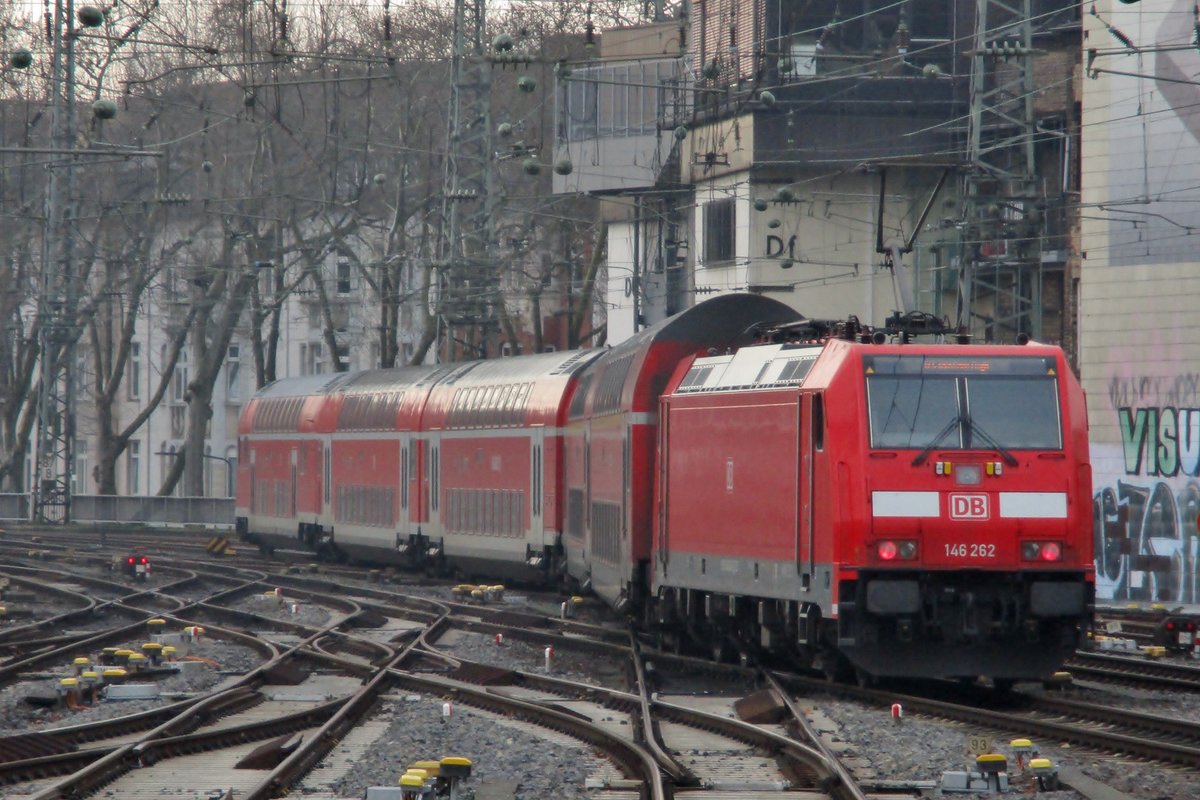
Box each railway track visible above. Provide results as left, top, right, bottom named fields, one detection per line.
left=1, top=551, right=868, bottom=799
left=5, top=530, right=1200, bottom=798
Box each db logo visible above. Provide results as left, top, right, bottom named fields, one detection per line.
left=949, top=494, right=990, bottom=520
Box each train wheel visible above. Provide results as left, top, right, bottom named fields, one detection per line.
left=819, top=650, right=854, bottom=684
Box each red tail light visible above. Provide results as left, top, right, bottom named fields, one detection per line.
left=127, top=557, right=135, bottom=564
left=1021, top=541, right=1062, bottom=562
left=140, top=557, right=149, bottom=565
left=876, top=540, right=918, bottom=561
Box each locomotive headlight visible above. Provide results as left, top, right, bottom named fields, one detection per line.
left=955, top=464, right=982, bottom=485
left=877, top=540, right=918, bottom=561
left=1021, top=541, right=1062, bottom=561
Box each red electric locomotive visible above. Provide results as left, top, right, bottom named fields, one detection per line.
left=651, top=317, right=1094, bottom=683
left=236, top=295, right=1093, bottom=683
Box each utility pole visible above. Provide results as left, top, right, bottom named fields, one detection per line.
left=34, top=0, right=83, bottom=523
left=958, top=0, right=1042, bottom=342
left=438, top=0, right=498, bottom=361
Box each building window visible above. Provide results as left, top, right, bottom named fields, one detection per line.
left=73, top=438, right=87, bottom=494
left=703, top=198, right=735, bottom=264
left=501, top=342, right=514, bottom=357
left=226, top=343, right=241, bottom=401
left=172, top=349, right=189, bottom=404
left=302, top=342, right=324, bottom=375
left=170, top=406, right=186, bottom=438
left=128, top=342, right=141, bottom=400
left=127, top=440, right=140, bottom=494
left=335, top=343, right=350, bottom=372
left=336, top=259, right=352, bottom=294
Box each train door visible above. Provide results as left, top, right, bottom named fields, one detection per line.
left=400, top=437, right=410, bottom=531
left=426, top=435, right=442, bottom=535
left=322, top=441, right=331, bottom=518
left=583, top=424, right=591, bottom=564
left=290, top=448, right=298, bottom=517
left=530, top=429, right=544, bottom=546
left=798, top=394, right=814, bottom=587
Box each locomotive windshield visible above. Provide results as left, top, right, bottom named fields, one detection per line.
left=865, top=355, right=1062, bottom=451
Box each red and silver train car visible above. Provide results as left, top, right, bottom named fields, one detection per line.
left=652, top=322, right=1094, bottom=681
left=561, top=294, right=801, bottom=609
left=236, top=351, right=605, bottom=579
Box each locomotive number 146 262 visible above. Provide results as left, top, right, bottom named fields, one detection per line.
left=945, top=543, right=996, bottom=558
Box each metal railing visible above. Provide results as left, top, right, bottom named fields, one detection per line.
left=0, top=494, right=234, bottom=528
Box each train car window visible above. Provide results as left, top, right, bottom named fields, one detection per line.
left=812, top=394, right=825, bottom=451
left=865, top=355, right=1062, bottom=450
left=966, top=378, right=1061, bottom=449
left=569, top=374, right=592, bottom=418
left=867, top=375, right=959, bottom=449
left=496, top=385, right=513, bottom=426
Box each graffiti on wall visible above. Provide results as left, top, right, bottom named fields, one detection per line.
left=1094, top=373, right=1200, bottom=603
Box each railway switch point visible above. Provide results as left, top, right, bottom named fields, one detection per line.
left=1029, top=757, right=1058, bottom=791
left=439, top=756, right=472, bottom=800
left=1009, top=738, right=1033, bottom=770
left=142, top=642, right=164, bottom=664
left=101, top=668, right=127, bottom=684
left=79, top=670, right=99, bottom=704
left=58, top=677, right=81, bottom=710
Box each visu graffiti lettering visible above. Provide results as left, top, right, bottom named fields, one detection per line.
left=1118, top=407, right=1200, bottom=476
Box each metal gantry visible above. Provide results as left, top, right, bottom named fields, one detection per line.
left=438, top=0, right=499, bottom=359
left=34, top=0, right=82, bottom=523
left=958, top=0, right=1043, bottom=342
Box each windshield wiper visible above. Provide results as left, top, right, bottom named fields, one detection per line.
left=911, top=415, right=962, bottom=466
left=964, top=417, right=1019, bottom=466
